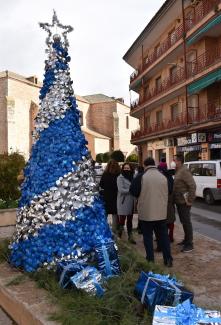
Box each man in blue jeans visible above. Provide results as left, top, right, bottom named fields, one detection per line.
left=137, top=157, right=173, bottom=267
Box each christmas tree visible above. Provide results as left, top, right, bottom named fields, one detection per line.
left=10, top=11, right=113, bottom=272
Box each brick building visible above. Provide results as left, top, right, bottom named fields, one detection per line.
left=0, top=71, right=138, bottom=160
left=123, top=0, right=221, bottom=165
left=79, top=94, right=139, bottom=158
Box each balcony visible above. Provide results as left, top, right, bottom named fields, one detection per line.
left=130, top=23, right=184, bottom=84
left=185, top=0, right=221, bottom=32
left=131, top=101, right=221, bottom=142
left=188, top=101, right=221, bottom=123
left=131, top=112, right=187, bottom=141
left=187, top=44, right=221, bottom=78
left=131, top=67, right=185, bottom=110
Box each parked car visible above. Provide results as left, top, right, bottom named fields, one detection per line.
left=184, top=160, right=221, bottom=204
left=94, top=164, right=103, bottom=176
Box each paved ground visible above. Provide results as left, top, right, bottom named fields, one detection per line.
left=119, top=222, right=221, bottom=310
left=0, top=308, right=15, bottom=325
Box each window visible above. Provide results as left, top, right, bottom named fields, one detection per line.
left=187, top=51, right=197, bottom=76
left=155, top=44, right=161, bottom=58
left=79, top=111, right=83, bottom=126
left=145, top=115, right=151, bottom=129
left=171, top=103, right=179, bottom=121
left=156, top=110, right=163, bottom=125
left=156, top=76, right=162, bottom=92
left=144, top=84, right=150, bottom=99
left=189, top=163, right=202, bottom=176
left=168, top=28, right=176, bottom=45
left=126, top=116, right=129, bottom=129
left=170, top=65, right=177, bottom=84
left=188, top=95, right=199, bottom=120
left=202, top=163, right=216, bottom=176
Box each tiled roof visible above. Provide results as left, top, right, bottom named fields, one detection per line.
left=75, top=95, right=90, bottom=103
left=82, top=94, right=115, bottom=104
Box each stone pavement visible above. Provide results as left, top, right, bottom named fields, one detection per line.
left=0, top=307, right=15, bottom=324
left=122, top=220, right=221, bottom=310
left=0, top=219, right=220, bottom=325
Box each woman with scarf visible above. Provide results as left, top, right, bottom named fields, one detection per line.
left=117, top=163, right=136, bottom=244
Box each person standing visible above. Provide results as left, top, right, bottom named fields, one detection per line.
left=138, top=157, right=173, bottom=267
left=117, top=163, right=136, bottom=244
left=158, top=159, right=175, bottom=243
left=99, top=160, right=121, bottom=233
left=173, top=154, right=196, bottom=253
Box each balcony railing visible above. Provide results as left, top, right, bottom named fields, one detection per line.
left=130, top=23, right=184, bottom=84
left=131, top=101, right=221, bottom=141
left=188, top=102, right=221, bottom=123
left=131, top=68, right=185, bottom=110
left=131, top=112, right=187, bottom=140
left=187, top=44, right=221, bottom=78
left=185, top=0, right=220, bottom=32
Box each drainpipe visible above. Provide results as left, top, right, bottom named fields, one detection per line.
left=181, top=0, right=189, bottom=126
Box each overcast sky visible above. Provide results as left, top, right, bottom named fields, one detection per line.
left=0, top=0, right=164, bottom=105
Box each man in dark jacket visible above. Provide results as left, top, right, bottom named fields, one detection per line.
left=173, top=154, right=196, bottom=253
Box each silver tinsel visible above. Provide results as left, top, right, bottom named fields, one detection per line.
left=13, top=158, right=98, bottom=242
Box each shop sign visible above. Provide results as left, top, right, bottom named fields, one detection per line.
left=197, top=133, right=206, bottom=143
left=177, top=137, right=188, bottom=146
left=177, top=145, right=202, bottom=152
left=177, top=133, right=207, bottom=146
left=207, top=132, right=221, bottom=143
left=210, top=143, right=221, bottom=149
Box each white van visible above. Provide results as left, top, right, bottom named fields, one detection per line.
left=184, top=160, right=221, bottom=204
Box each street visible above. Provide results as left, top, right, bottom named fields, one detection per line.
left=179, top=198, right=221, bottom=242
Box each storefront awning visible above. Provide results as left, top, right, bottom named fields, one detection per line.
left=187, top=14, right=221, bottom=46
left=187, top=69, right=221, bottom=95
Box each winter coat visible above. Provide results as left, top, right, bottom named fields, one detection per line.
left=99, top=172, right=119, bottom=214
left=173, top=165, right=196, bottom=205
left=137, top=166, right=168, bottom=222
left=158, top=168, right=175, bottom=224
left=117, top=174, right=134, bottom=215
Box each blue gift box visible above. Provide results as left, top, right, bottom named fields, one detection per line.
left=70, top=266, right=104, bottom=297
left=135, top=272, right=194, bottom=313
left=57, top=259, right=87, bottom=289
left=152, top=299, right=221, bottom=324
left=95, top=240, right=121, bottom=278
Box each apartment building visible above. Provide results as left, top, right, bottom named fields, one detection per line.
left=123, top=0, right=221, bottom=165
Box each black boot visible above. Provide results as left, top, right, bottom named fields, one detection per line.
left=128, top=232, right=136, bottom=244
left=117, top=225, right=124, bottom=238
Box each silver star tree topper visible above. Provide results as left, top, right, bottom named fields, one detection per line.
left=39, top=10, right=73, bottom=48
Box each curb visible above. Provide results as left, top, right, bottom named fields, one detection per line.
left=0, top=263, right=58, bottom=325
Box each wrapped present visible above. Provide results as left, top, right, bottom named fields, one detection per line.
left=95, top=239, right=121, bottom=278
left=135, top=271, right=193, bottom=313
left=56, top=259, right=87, bottom=288
left=152, top=299, right=221, bottom=324
left=70, top=266, right=104, bottom=297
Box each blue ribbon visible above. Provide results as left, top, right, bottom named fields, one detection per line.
left=101, top=244, right=112, bottom=277
left=153, top=299, right=221, bottom=324
left=59, top=263, right=79, bottom=288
